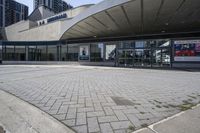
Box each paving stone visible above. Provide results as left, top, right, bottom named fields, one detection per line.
left=87, top=117, right=100, bottom=133
left=57, top=105, right=68, bottom=114
left=111, top=121, right=132, bottom=130
left=98, top=115, right=118, bottom=123
left=103, top=107, right=114, bottom=115
left=100, top=123, right=114, bottom=133
left=114, top=110, right=128, bottom=120
left=66, top=107, right=77, bottom=119
left=62, top=119, right=76, bottom=127
left=77, top=107, right=94, bottom=113
left=126, top=114, right=142, bottom=127
left=87, top=111, right=105, bottom=117
left=76, top=112, right=87, bottom=125
left=53, top=114, right=66, bottom=121
left=73, top=125, right=88, bottom=133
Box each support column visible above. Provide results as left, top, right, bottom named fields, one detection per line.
left=25, top=46, right=28, bottom=61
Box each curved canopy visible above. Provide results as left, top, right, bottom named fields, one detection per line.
left=60, top=0, right=200, bottom=40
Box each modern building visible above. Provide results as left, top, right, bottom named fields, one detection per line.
left=0, top=0, right=28, bottom=28
left=0, top=0, right=5, bottom=27
left=0, top=0, right=200, bottom=68
left=34, top=0, right=73, bottom=13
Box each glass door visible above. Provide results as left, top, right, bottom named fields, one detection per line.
left=134, top=49, right=151, bottom=67
left=152, top=48, right=170, bottom=67
left=118, top=49, right=134, bottom=67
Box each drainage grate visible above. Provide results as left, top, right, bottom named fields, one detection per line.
left=111, top=97, right=137, bottom=106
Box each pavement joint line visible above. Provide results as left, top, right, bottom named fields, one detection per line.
left=133, top=103, right=200, bottom=133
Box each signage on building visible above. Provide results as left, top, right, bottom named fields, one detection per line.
left=174, top=40, right=200, bottom=62
left=47, top=13, right=67, bottom=23
left=79, top=45, right=89, bottom=60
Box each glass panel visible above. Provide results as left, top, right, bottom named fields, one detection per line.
left=79, top=45, right=90, bottom=61
left=135, top=41, right=150, bottom=48
left=15, top=46, right=25, bottom=61
left=152, top=48, right=170, bottom=67
left=36, top=45, right=47, bottom=61
left=90, top=43, right=104, bottom=62
left=152, top=49, right=161, bottom=67
left=118, top=50, right=134, bottom=67
left=174, top=40, right=200, bottom=62
left=161, top=48, right=170, bottom=66
left=0, top=44, right=2, bottom=61
left=118, top=41, right=134, bottom=49
left=4, top=45, right=14, bottom=61
left=106, top=44, right=116, bottom=61
left=134, top=49, right=151, bottom=67
left=48, top=45, right=57, bottom=61
left=61, top=44, right=67, bottom=61
left=67, top=44, right=78, bottom=61
left=28, top=46, right=36, bottom=61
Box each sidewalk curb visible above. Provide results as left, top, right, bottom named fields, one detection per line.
left=133, top=104, right=200, bottom=133
left=0, top=89, right=76, bottom=133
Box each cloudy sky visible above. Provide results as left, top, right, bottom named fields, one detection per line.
left=15, top=0, right=103, bottom=14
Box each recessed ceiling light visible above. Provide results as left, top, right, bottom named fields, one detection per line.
left=165, top=23, right=169, bottom=25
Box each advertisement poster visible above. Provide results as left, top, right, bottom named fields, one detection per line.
left=79, top=45, right=89, bottom=60
left=174, top=40, right=200, bottom=62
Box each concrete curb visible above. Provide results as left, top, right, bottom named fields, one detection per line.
left=0, top=90, right=75, bottom=133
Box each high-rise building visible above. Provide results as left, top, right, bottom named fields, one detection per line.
left=0, top=0, right=5, bottom=27
left=34, top=0, right=72, bottom=13
left=0, top=0, right=28, bottom=28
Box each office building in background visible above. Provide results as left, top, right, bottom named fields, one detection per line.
left=34, top=0, right=73, bottom=13
left=0, top=0, right=28, bottom=28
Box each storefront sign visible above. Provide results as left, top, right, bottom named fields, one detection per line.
left=47, top=13, right=67, bottom=23
left=79, top=46, right=89, bottom=60
left=174, top=40, right=200, bottom=62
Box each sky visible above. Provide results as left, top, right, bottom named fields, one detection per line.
left=15, top=0, right=103, bottom=14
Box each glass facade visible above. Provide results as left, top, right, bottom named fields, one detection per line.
left=90, top=43, right=104, bottom=62
left=0, top=39, right=175, bottom=67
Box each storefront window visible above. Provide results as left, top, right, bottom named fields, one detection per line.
left=90, top=43, right=104, bottom=62
left=67, top=44, right=78, bottom=61
left=15, top=46, right=26, bottom=61
left=0, top=44, right=2, bottom=61
left=47, top=45, right=58, bottom=61
left=118, top=41, right=134, bottom=49
left=174, top=40, right=200, bottom=62
left=61, top=44, right=68, bottom=61
left=106, top=44, right=116, bottom=61
left=37, top=45, right=47, bottom=61
left=4, top=45, right=15, bottom=61
left=79, top=45, right=90, bottom=61
left=28, top=46, right=36, bottom=61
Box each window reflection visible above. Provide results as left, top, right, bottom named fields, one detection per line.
left=15, top=46, right=25, bottom=61
left=106, top=44, right=116, bottom=61
left=90, top=43, right=104, bottom=62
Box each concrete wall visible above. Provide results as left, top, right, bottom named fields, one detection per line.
left=29, top=6, right=55, bottom=22
left=4, top=4, right=95, bottom=42
left=5, top=20, right=60, bottom=41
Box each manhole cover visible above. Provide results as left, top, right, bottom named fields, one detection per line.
left=111, top=97, right=137, bottom=106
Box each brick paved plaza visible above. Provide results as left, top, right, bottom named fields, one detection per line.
left=0, top=65, right=200, bottom=133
